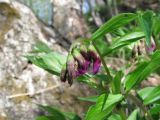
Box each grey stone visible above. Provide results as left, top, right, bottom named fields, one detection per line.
left=0, top=1, right=94, bottom=120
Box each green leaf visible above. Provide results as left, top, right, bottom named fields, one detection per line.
left=94, top=38, right=108, bottom=56
left=94, top=74, right=110, bottom=82
left=124, top=61, right=148, bottom=92
left=33, top=41, right=52, bottom=53
left=85, top=94, right=123, bottom=120
left=62, top=112, right=81, bottom=120
left=37, top=105, right=81, bottom=120
left=108, top=114, right=122, bottom=120
left=36, top=116, right=58, bottom=120
left=85, top=94, right=109, bottom=120
left=127, top=109, right=139, bottom=120
left=137, top=87, right=155, bottom=100
left=138, top=11, right=154, bottom=46
left=42, top=52, right=66, bottom=72
left=102, top=94, right=123, bottom=110
left=153, top=14, right=160, bottom=36
left=111, top=27, right=126, bottom=36
left=38, top=105, right=66, bottom=120
left=91, top=13, right=137, bottom=41
left=111, top=71, right=123, bottom=94
left=78, top=96, right=98, bottom=103
left=76, top=74, right=98, bottom=89
left=138, top=86, right=160, bottom=105
left=124, top=51, right=160, bottom=91
left=26, top=52, right=66, bottom=76
left=36, top=116, right=50, bottom=120
left=102, top=31, right=144, bottom=56
left=150, top=104, right=160, bottom=115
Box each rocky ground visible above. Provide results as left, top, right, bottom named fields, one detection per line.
left=0, top=0, right=94, bottom=120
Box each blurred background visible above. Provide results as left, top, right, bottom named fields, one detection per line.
left=0, top=0, right=160, bottom=120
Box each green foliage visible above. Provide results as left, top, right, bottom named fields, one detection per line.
left=36, top=105, right=81, bottom=120
left=150, top=104, right=160, bottom=115
left=78, top=96, right=98, bottom=103
left=124, top=51, right=160, bottom=92
left=127, top=109, right=139, bottom=120
left=102, top=31, right=145, bottom=56
left=111, top=71, right=123, bottom=94
left=33, top=41, right=52, bottom=53
left=85, top=94, right=123, bottom=120
left=91, top=13, right=137, bottom=41
left=38, top=105, right=66, bottom=120
left=26, top=11, right=160, bottom=120
left=138, top=86, right=160, bottom=105
left=26, top=41, right=66, bottom=76
left=153, top=14, right=160, bottom=36
left=108, top=114, right=122, bottom=120
left=138, top=11, right=154, bottom=46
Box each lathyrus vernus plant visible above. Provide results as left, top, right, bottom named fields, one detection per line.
left=61, top=40, right=101, bottom=85
left=26, top=11, right=160, bottom=120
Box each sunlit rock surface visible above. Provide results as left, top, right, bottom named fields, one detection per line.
left=0, top=1, right=93, bottom=120
left=52, top=0, right=89, bottom=42
left=17, top=0, right=53, bottom=26
left=17, top=0, right=89, bottom=42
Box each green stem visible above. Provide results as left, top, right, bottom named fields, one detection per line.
left=127, top=94, right=153, bottom=120
left=154, top=35, right=160, bottom=50
left=92, top=41, right=112, bottom=81
left=118, top=108, right=127, bottom=120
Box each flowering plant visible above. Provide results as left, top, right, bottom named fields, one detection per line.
left=27, top=11, right=160, bottom=120
left=61, top=40, right=101, bottom=85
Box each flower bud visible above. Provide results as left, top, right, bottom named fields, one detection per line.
left=88, top=44, right=101, bottom=74
left=67, top=53, right=77, bottom=85
left=80, top=45, right=90, bottom=61
left=72, top=49, right=85, bottom=68
left=146, top=41, right=156, bottom=53
left=72, top=48, right=90, bottom=76
left=60, top=42, right=101, bottom=86
left=60, top=64, right=68, bottom=82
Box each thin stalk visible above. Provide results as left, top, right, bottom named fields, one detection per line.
left=118, top=108, right=127, bottom=120
left=92, top=41, right=112, bottom=81
left=127, top=94, right=153, bottom=120
left=154, top=35, right=160, bottom=50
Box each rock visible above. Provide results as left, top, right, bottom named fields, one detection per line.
left=0, top=0, right=10, bottom=3
left=0, top=1, right=20, bottom=43
left=0, top=1, right=94, bottom=120
left=16, top=0, right=89, bottom=43
left=17, top=0, right=53, bottom=26
left=52, top=0, right=89, bottom=42
left=141, top=74, right=160, bottom=87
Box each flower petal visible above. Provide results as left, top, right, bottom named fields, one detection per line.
left=147, top=42, right=156, bottom=53
left=72, top=48, right=90, bottom=76
left=80, top=45, right=91, bottom=61
left=72, top=49, right=85, bottom=68
left=88, top=47, right=101, bottom=74
left=93, top=57, right=101, bottom=74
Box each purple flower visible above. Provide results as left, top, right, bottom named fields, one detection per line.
left=89, top=51, right=101, bottom=74
left=72, top=48, right=91, bottom=76
left=75, top=59, right=90, bottom=76
left=60, top=44, right=101, bottom=85
left=80, top=45, right=91, bottom=61
left=147, top=42, right=156, bottom=53
left=88, top=45, right=101, bottom=74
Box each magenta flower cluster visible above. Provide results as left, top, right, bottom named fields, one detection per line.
left=60, top=44, right=101, bottom=85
